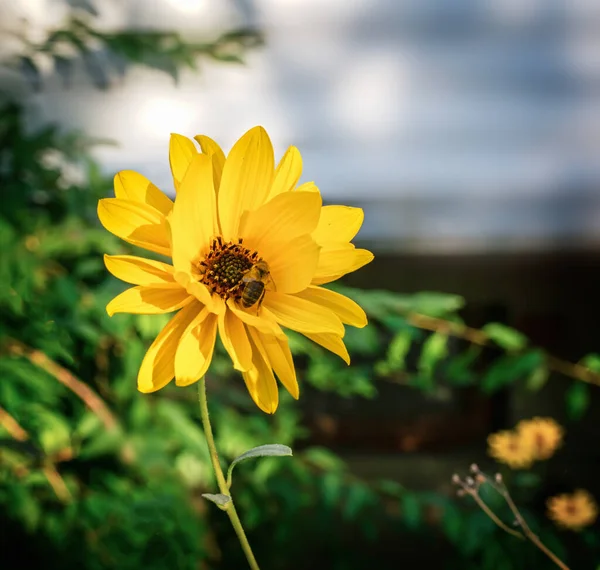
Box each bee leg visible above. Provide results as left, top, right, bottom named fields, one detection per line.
left=255, top=289, right=267, bottom=315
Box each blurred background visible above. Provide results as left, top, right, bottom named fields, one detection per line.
left=1, top=0, right=599, bottom=569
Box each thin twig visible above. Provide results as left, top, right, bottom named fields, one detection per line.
left=42, top=463, right=72, bottom=502
left=6, top=339, right=118, bottom=429
left=454, top=468, right=571, bottom=570
left=0, top=406, right=28, bottom=441
left=405, top=312, right=600, bottom=387
left=497, top=483, right=570, bottom=570
left=469, top=492, right=523, bottom=539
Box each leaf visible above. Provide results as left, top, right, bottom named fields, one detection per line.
left=66, top=0, right=99, bottom=15
left=201, top=493, right=231, bottom=508
left=526, top=365, right=549, bottom=391
left=580, top=353, right=600, bottom=374
left=302, top=446, right=345, bottom=472
left=378, top=479, right=405, bottom=496
left=343, top=483, right=375, bottom=521
left=19, top=57, right=42, bottom=91
left=321, top=472, right=343, bottom=508
left=418, top=332, right=448, bottom=377
left=409, top=291, right=465, bottom=317
left=481, top=350, right=544, bottom=393
left=445, top=345, right=481, bottom=386
left=566, top=383, right=590, bottom=420
left=226, top=444, right=292, bottom=486
left=442, top=503, right=463, bottom=544
left=386, top=328, right=413, bottom=371
left=513, top=471, right=542, bottom=488
left=482, top=323, right=528, bottom=352
left=401, top=493, right=421, bottom=530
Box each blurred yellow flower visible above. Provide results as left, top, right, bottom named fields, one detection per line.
left=98, top=126, right=373, bottom=413
left=487, top=430, right=534, bottom=469
left=547, top=489, right=598, bottom=531
left=517, top=417, right=563, bottom=461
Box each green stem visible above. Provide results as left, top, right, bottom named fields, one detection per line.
left=197, top=378, right=260, bottom=570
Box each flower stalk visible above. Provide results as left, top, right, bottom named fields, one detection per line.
left=453, top=466, right=570, bottom=570
left=197, top=377, right=260, bottom=570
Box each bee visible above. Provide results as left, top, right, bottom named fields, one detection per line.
left=240, top=260, right=274, bottom=309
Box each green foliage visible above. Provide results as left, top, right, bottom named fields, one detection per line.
left=10, top=15, right=263, bottom=90
left=566, top=382, right=590, bottom=420
left=481, top=350, right=545, bottom=393
left=482, top=323, right=528, bottom=352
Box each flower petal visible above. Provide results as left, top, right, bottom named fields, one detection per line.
left=97, top=198, right=171, bottom=256
left=241, top=191, right=322, bottom=251
left=303, top=332, right=350, bottom=365
left=312, top=205, right=364, bottom=245
left=194, top=134, right=226, bottom=191
left=295, top=286, right=367, bottom=328
left=218, top=126, right=274, bottom=240
left=175, top=309, right=218, bottom=386
left=106, top=285, right=192, bottom=316
left=104, top=254, right=175, bottom=286
left=137, top=301, right=201, bottom=393
left=113, top=170, right=173, bottom=215
left=169, top=133, right=198, bottom=191
left=248, top=327, right=298, bottom=399
left=174, top=271, right=216, bottom=310
left=262, top=292, right=344, bottom=335
left=268, top=145, right=302, bottom=199
left=242, top=338, right=279, bottom=414
left=311, top=244, right=374, bottom=285
left=226, top=299, right=287, bottom=339
left=295, top=181, right=319, bottom=193
left=264, top=235, right=320, bottom=295
left=218, top=310, right=253, bottom=372
left=170, top=153, right=217, bottom=274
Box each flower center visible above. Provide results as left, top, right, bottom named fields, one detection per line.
left=534, top=433, right=545, bottom=452
left=564, top=501, right=578, bottom=517
left=199, top=236, right=261, bottom=299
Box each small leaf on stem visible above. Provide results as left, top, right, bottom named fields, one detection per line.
left=202, top=493, right=231, bottom=507
left=227, top=444, right=292, bottom=487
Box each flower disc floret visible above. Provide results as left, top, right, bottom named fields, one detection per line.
left=199, top=237, right=261, bottom=299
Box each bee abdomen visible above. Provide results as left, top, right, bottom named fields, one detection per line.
left=241, top=281, right=265, bottom=308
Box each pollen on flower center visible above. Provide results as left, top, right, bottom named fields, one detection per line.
left=199, top=236, right=261, bottom=299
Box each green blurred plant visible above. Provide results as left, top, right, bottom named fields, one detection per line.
left=4, top=9, right=263, bottom=90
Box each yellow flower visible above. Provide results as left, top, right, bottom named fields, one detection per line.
left=516, top=417, right=563, bottom=461
left=487, top=430, right=534, bottom=469
left=547, top=489, right=598, bottom=531
left=98, top=127, right=373, bottom=413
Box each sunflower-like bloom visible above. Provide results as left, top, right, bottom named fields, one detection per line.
left=98, top=127, right=373, bottom=413
left=487, top=430, right=534, bottom=469
left=516, top=417, right=563, bottom=461
left=547, top=489, right=598, bottom=531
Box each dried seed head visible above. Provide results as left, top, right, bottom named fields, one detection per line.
left=470, top=463, right=479, bottom=473
left=452, top=474, right=461, bottom=484
left=495, top=473, right=503, bottom=484
left=465, top=476, right=475, bottom=487
left=456, top=489, right=466, bottom=497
